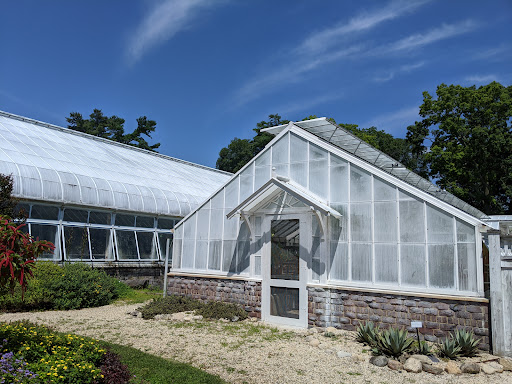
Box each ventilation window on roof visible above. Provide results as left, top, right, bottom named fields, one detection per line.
left=31, top=204, right=59, bottom=220
left=63, top=208, right=88, bottom=223
left=136, top=216, right=155, bottom=228
left=89, top=211, right=112, bottom=225
left=115, top=214, right=135, bottom=227
left=157, top=218, right=175, bottom=230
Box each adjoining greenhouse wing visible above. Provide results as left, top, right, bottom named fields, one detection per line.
left=169, top=117, right=501, bottom=350
left=0, top=110, right=231, bottom=263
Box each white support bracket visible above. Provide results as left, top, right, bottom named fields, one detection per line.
left=311, top=207, right=327, bottom=238
left=239, top=210, right=254, bottom=241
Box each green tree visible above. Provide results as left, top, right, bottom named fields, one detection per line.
left=407, top=81, right=512, bottom=214
left=66, top=109, right=160, bottom=151
left=0, top=173, right=17, bottom=218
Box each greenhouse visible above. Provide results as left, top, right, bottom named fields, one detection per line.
left=169, top=117, right=494, bottom=347
left=0, top=110, right=230, bottom=263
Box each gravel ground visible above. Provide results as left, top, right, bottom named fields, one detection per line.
left=1, top=303, right=510, bottom=384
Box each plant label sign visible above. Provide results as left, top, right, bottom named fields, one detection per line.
left=411, top=321, right=423, bottom=328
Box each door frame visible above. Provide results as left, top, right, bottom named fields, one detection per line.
left=261, top=212, right=310, bottom=328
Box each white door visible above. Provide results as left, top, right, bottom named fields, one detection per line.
left=261, top=213, right=309, bottom=328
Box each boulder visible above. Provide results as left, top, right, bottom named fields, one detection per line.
left=404, top=357, right=422, bottom=373
left=481, top=363, right=498, bottom=375
left=171, top=312, right=185, bottom=321
left=460, top=362, right=480, bottom=374
left=445, top=361, right=461, bottom=375
left=309, top=339, right=320, bottom=347
left=326, top=326, right=337, bottom=334
left=370, top=355, right=389, bottom=367
left=387, top=360, right=403, bottom=371
left=410, top=354, right=432, bottom=365
left=308, top=328, right=319, bottom=335
left=422, top=363, right=443, bottom=375
left=193, top=315, right=203, bottom=320
left=499, top=357, right=512, bottom=371
left=487, top=361, right=504, bottom=373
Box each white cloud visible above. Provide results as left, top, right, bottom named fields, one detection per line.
left=385, top=20, right=477, bottom=53
left=275, top=92, right=344, bottom=116
left=297, top=0, right=430, bottom=54
left=374, top=61, right=425, bottom=82
left=126, top=0, right=224, bottom=65
left=465, top=74, right=499, bottom=84
left=471, top=44, right=511, bottom=61
left=362, top=106, right=419, bottom=133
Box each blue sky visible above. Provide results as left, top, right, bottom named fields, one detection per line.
left=1, top=0, right=511, bottom=168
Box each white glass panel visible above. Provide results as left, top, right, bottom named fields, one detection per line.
left=90, top=228, right=113, bottom=260
left=222, top=240, right=236, bottom=272
left=351, top=243, right=372, bottom=281
left=374, top=202, right=397, bottom=242
left=63, top=226, right=90, bottom=260
left=456, top=219, right=475, bottom=242
left=255, top=150, right=271, bottom=189
left=208, top=240, right=222, bottom=270
left=210, top=189, right=224, bottom=210
left=309, top=159, right=328, bottom=199
left=271, top=133, right=289, bottom=164
left=375, top=244, right=398, bottom=283
left=330, top=155, right=348, bottom=203
left=309, top=143, right=327, bottom=161
left=254, top=255, right=261, bottom=276
left=195, top=240, right=208, bottom=269
left=240, top=162, right=254, bottom=201
left=273, top=163, right=289, bottom=178
left=427, top=205, right=454, bottom=243
left=255, top=149, right=270, bottom=167
left=457, top=243, right=477, bottom=292
left=329, top=204, right=348, bottom=242
left=400, top=244, right=426, bottom=286
left=290, top=133, right=308, bottom=162
left=223, top=215, right=239, bottom=239
left=428, top=244, right=455, bottom=288
left=330, top=241, right=348, bottom=280
left=196, top=208, right=210, bottom=240
left=224, top=180, right=239, bottom=210
left=254, top=216, right=262, bottom=236
left=399, top=199, right=425, bottom=242
left=374, top=177, right=396, bottom=201
left=137, top=232, right=157, bottom=259
left=209, top=209, right=223, bottom=239
left=290, top=162, right=307, bottom=187
left=350, top=166, right=371, bottom=202
left=183, top=214, right=197, bottom=239
left=173, top=239, right=182, bottom=268
left=350, top=203, right=372, bottom=241
left=181, top=239, right=195, bottom=268
left=158, top=232, right=173, bottom=261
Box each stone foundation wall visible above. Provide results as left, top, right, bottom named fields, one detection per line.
left=97, top=264, right=165, bottom=289
left=167, top=275, right=262, bottom=317
left=308, top=286, right=490, bottom=350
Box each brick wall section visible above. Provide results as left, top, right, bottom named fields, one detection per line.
left=308, top=287, right=490, bottom=350
left=98, top=265, right=165, bottom=289
left=167, top=276, right=262, bottom=318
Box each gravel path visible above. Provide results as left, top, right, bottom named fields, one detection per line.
left=1, top=303, right=510, bottom=384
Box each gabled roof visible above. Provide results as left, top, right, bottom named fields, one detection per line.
left=263, top=118, right=488, bottom=220
left=0, top=110, right=231, bottom=217
left=227, top=177, right=342, bottom=219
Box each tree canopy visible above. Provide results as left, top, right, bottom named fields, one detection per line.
left=66, top=109, right=160, bottom=151
left=407, top=81, right=512, bottom=214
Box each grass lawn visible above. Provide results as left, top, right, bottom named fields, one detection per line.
left=116, top=287, right=164, bottom=304
left=102, top=341, right=226, bottom=384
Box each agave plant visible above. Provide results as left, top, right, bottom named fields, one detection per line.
left=438, top=337, right=462, bottom=359
left=355, top=322, right=380, bottom=347
left=453, top=329, right=481, bottom=357
left=375, top=328, right=415, bottom=357
left=413, top=340, right=432, bottom=356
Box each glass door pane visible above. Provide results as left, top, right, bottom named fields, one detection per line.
left=271, top=219, right=300, bottom=280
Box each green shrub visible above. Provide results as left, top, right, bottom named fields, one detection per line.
left=197, top=301, right=248, bottom=320
left=138, top=295, right=248, bottom=321
left=375, top=328, right=414, bottom=357
left=139, top=295, right=204, bottom=319
left=453, top=329, right=480, bottom=357
left=355, top=321, right=380, bottom=347
left=0, top=261, right=129, bottom=311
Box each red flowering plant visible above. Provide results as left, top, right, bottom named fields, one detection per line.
left=0, top=215, right=54, bottom=297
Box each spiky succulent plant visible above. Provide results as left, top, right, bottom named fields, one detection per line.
left=438, top=337, right=462, bottom=359
left=375, top=328, right=415, bottom=357
left=453, top=329, right=481, bottom=357
left=355, top=321, right=380, bottom=347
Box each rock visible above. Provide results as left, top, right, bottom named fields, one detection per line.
left=336, top=351, right=352, bottom=358
left=445, top=361, right=462, bottom=375
left=318, top=343, right=329, bottom=350
left=429, top=355, right=440, bottom=363
left=499, top=357, right=512, bottom=371
left=410, top=354, right=432, bottom=365
left=219, top=318, right=229, bottom=323
left=351, top=355, right=366, bottom=363
left=323, top=349, right=335, bottom=355
left=309, top=339, right=320, bottom=347
left=422, top=363, right=443, bottom=375
left=183, top=315, right=194, bottom=321
left=231, top=316, right=239, bottom=322
left=249, top=317, right=258, bottom=322
left=460, top=362, right=480, bottom=374
left=326, top=326, right=337, bottom=334
left=172, top=312, right=185, bottom=321
left=308, top=328, right=318, bottom=335
left=387, top=360, right=403, bottom=371
left=370, top=355, right=389, bottom=367
left=404, top=358, right=423, bottom=373
left=481, top=363, right=498, bottom=375
left=127, top=311, right=140, bottom=317
left=192, top=315, right=203, bottom=320
left=487, top=362, right=503, bottom=373
left=305, top=335, right=316, bottom=342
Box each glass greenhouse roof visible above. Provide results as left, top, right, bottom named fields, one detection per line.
left=263, top=118, right=488, bottom=220
left=0, top=111, right=231, bottom=217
